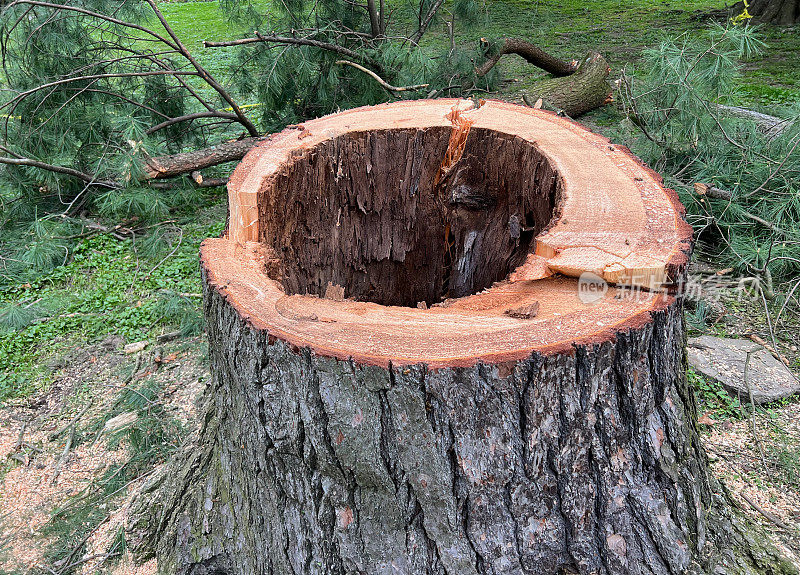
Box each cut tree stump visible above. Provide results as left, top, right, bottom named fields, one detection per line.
left=128, top=100, right=797, bottom=575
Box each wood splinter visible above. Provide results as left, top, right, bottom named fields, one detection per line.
left=504, top=301, right=540, bottom=319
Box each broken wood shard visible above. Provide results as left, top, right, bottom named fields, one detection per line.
left=129, top=100, right=795, bottom=575
left=503, top=301, right=540, bottom=319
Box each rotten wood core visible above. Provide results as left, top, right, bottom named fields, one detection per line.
left=258, top=127, right=558, bottom=307
left=212, top=99, right=692, bottom=367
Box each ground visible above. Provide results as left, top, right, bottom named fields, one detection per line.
left=1, top=0, right=799, bottom=573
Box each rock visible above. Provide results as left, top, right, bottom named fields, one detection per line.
left=688, top=335, right=800, bottom=405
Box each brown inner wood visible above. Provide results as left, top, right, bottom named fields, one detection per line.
left=257, top=127, right=560, bottom=307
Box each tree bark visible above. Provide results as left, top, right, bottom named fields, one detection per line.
left=142, top=136, right=271, bottom=180
left=744, top=0, right=800, bottom=24
left=127, top=100, right=795, bottom=575
left=522, top=52, right=612, bottom=118
left=476, top=38, right=578, bottom=78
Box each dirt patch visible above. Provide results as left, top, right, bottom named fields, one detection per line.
left=704, top=401, right=800, bottom=562
left=0, top=334, right=208, bottom=574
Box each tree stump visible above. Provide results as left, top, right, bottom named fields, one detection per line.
left=129, top=100, right=796, bottom=575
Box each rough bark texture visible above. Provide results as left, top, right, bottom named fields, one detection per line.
left=745, top=0, right=800, bottom=24
left=522, top=52, right=612, bottom=118
left=128, top=283, right=796, bottom=575
left=476, top=38, right=578, bottom=78
left=142, top=136, right=271, bottom=180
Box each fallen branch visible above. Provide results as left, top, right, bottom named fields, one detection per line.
left=522, top=52, right=612, bottom=117
left=476, top=38, right=577, bottom=78
left=334, top=60, right=429, bottom=93
left=739, top=491, right=793, bottom=531
left=143, top=136, right=269, bottom=179
left=716, top=104, right=794, bottom=138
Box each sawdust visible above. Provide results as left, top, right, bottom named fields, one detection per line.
left=0, top=335, right=208, bottom=574
left=705, top=401, right=800, bottom=561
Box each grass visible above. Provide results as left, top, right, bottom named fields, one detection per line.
left=0, top=197, right=225, bottom=402
left=412, top=0, right=800, bottom=106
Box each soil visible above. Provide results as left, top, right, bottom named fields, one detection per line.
left=0, top=335, right=209, bottom=574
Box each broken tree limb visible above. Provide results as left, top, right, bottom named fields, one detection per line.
left=522, top=51, right=612, bottom=117
left=142, top=136, right=270, bottom=180
left=715, top=103, right=794, bottom=138
left=476, top=37, right=578, bottom=78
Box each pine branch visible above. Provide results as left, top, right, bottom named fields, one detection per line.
left=1, top=70, right=198, bottom=113
left=409, top=0, right=445, bottom=45
left=142, top=0, right=259, bottom=137
left=4, top=1, right=179, bottom=50
left=0, top=155, right=117, bottom=187
left=145, top=111, right=239, bottom=135
left=204, top=31, right=382, bottom=71
left=334, top=60, right=429, bottom=92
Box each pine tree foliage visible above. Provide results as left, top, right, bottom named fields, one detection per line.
left=620, top=25, right=800, bottom=302
left=0, top=0, right=489, bottom=285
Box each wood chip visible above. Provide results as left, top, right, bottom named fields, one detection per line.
left=324, top=282, right=345, bottom=302
left=123, top=341, right=148, bottom=354
left=504, top=301, right=540, bottom=319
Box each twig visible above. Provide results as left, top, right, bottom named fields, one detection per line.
left=51, top=425, right=75, bottom=484
left=14, top=422, right=27, bottom=451
left=739, top=491, right=793, bottom=531
left=334, top=60, right=428, bottom=92
left=204, top=31, right=382, bottom=71
left=49, top=404, right=91, bottom=442
left=58, top=551, right=121, bottom=574
left=123, top=352, right=144, bottom=385
left=743, top=349, right=769, bottom=472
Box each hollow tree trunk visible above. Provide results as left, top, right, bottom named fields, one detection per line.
left=128, top=100, right=796, bottom=575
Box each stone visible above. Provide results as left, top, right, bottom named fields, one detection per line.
left=687, top=335, right=800, bottom=404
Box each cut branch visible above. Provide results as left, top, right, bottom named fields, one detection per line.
left=715, top=104, right=793, bottom=138
left=142, top=136, right=270, bottom=180
left=522, top=51, right=612, bottom=117
left=335, top=60, right=428, bottom=93
left=476, top=38, right=578, bottom=77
